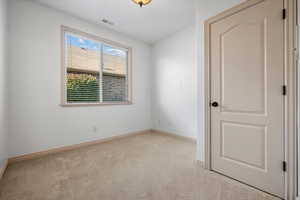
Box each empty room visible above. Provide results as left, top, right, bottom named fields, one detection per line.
left=0, top=0, right=299, bottom=199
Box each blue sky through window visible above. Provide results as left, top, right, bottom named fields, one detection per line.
left=66, top=34, right=126, bottom=57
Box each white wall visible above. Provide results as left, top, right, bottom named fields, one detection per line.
left=152, top=25, right=197, bottom=139
left=7, top=0, right=152, bottom=158
left=0, top=0, right=7, bottom=167
left=297, top=0, right=300, bottom=196
left=195, top=0, right=245, bottom=160
left=151, top=0, right=248, bottom=158
left=151, top=0, right=246, bottom=159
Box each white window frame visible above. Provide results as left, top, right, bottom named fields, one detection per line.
left=61, top=25, right=132, bottom=106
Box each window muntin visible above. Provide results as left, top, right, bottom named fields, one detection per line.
left=62, top=27, right=131, bottom=105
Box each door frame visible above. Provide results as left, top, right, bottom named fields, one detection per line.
left=203, top=0, right=297, bottom=199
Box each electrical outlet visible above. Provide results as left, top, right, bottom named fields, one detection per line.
left=93, top=126, right=97, bottom=133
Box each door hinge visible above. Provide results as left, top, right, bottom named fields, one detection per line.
left=282, top=161, right=287, bottom=172
left=282, top=9, right=286, bottom=20
left=282, top=85, right=287, bottom=95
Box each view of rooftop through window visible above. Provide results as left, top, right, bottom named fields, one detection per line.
left=66, top=34, right=126, bottom=57
left=64, top=31, right=129, bottom=104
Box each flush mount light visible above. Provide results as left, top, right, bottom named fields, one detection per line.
left=132, top=0, right=152, bottom=7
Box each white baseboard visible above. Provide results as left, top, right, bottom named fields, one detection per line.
left=8, top=129, right=196, bottom=165
left=0, top=159, right=8, bottom=180
left=9, top=129, right=151, bottom=164
left=151, top=129, right=197, bottom=143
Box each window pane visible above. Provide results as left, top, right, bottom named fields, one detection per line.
left=63, top=27, right=131, bottom=105
left=102, top=45, right=127, bottom=102
left=65, top=33, right=101, bottom=103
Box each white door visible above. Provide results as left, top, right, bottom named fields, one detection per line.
left=210, top=0, right=285, bottom=197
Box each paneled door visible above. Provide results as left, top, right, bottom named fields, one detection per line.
left=209, top=0, right=285, bottom=197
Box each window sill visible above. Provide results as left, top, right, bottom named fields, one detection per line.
left=60, top=101, right=133, bottom=107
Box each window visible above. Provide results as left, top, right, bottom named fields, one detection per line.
left=61, top=26, right=132, bottom=106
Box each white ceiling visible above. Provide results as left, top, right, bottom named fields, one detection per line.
left=32, top=0, right=196, bottom=44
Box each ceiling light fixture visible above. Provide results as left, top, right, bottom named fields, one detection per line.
left=132, top=0, right=152, bottom=7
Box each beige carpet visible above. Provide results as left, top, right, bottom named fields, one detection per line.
left=0, top=132, right=280, bottom=200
